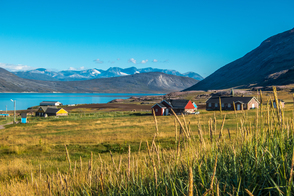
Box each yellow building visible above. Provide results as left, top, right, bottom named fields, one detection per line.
left=35, top=107, right=68, bottom=117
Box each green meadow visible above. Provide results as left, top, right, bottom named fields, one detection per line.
left=0, top=89, right=293, bottom=195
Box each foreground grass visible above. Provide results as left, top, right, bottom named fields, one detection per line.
left=0, top=91, right=293, bottom=195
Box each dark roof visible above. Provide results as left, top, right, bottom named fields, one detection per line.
left=166, top=99, right=190, bottom=109
left=45, top=107, right=61, bottom=114
left=40, top=101, right=61, bottom=106
left=152, top=103, right=167, bottom=108
left=157, top=103, right=167, bottom=108
left=38, top=106, right=57, bottom=112
left=206, top=96, right=259, bottom=104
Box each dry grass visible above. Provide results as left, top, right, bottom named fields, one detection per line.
left=0, top=90, right=293, bottom=195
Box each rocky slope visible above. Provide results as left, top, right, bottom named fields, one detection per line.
left=0, top=68, right=198, bottom=93
left=184, top=29, right=294, bottom=91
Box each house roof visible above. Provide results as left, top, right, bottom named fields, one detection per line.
left=38, top=106, right=57, bottom=112
left=152, top=103, right=167, bottom=108
left=45, top=107, right=62, bottom=114
left=166, top=99, right=190, bottom=109
left=40, top=101, right=61, bottom=105
left=206, top=96, right=259, bottom=104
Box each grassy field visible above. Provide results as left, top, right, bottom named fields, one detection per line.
left=0, top=89, right=293, bottom=195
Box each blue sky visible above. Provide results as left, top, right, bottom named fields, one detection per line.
left=0, top=0, right=293, bottom=77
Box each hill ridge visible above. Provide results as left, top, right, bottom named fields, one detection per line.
left=184, top=29, right=294, bottom=91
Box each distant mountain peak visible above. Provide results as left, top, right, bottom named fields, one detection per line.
left=0, top=68, right=199, bottom=93
left=12, top=67, right=204, bottom=81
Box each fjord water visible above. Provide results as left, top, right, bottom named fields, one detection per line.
left=0, top=93, right=163, bottom=111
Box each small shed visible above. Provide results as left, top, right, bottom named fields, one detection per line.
left=151, top=103, right=169, bottom=116
left=40, top=101, right=62, bottom=106
left=272, top=99, right=285, bottom=108
left=21, top=113, right=27, bottom=123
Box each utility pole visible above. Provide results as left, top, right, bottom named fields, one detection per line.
left=14, top=100, right=16, bottom=123
left=11, top=99, right=16, bottom=124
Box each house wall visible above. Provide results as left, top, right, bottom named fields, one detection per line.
left=207, top=100, right=258, bottom=111
left=247, top=99, right=259, bottom=110
left=152, top=105, right=164, bottom=116
left=173, top=109, right=185, bottom=114
left=273, top=101, right=285, bottom=108
left=56, top=113, right=68, bottom=116
left=56, top=109, right=68, bottom=116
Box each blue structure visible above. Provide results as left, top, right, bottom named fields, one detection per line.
left=21, top=113, right=27, bottom=124
left=21, top=118, right=27, bottom=123
left=193, top=102, right=198, bottom=109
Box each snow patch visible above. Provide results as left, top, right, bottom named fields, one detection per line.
left=120, top=72, right=129, bottom=76
left=92, top=69, right=101, bottom=75
left=69, top=74, right=88, bottom=78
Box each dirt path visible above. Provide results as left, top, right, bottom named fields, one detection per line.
left=0, top=122, right=13, bottom=130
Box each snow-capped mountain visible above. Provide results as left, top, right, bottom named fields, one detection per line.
left=12, top=67, right=204, bottom=81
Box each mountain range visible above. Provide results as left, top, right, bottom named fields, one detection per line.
left=12, top=67, right=204, bottom=81
left=0, top=68, right=198, bottom=93
left=184, top=29, right=294, bottom=91
left=1, top=29, right=293, bottom=93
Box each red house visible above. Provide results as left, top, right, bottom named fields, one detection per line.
left=152, top=99, right=197, bottom=116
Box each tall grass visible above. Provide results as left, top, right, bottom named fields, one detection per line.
left=0, top=93, right=293, bottom=195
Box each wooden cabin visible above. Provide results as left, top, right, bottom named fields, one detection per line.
left=206, top=96, right=259, bottom=111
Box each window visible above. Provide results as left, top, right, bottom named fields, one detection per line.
left=222, top=103, right=224, bottom=108
left=252, top=104, right=255, bottom=109
left=208, top=103, right=211, bottom=107
left=228, top=103, right=231, bottom=107
left=215, top=103, right=218, bottom=107
left=155, top=109, right=158, bottom=112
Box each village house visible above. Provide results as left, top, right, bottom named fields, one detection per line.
left=35, top=106, right=68, bottom=117
left=40, top=101, right=62, bottom=106
left=206, top=96, right=259, bottom=111
left=152, top=99, right=197, bottom=116
left=271, top=99, right=285, bottom=108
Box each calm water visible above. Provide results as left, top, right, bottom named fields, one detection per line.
left=0, top=93, right=163, bottom=111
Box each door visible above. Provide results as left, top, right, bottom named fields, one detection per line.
left=237, top=104, right=241, bottom=110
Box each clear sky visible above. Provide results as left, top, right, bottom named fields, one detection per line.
left=0, top=0, right=293, bottom=77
